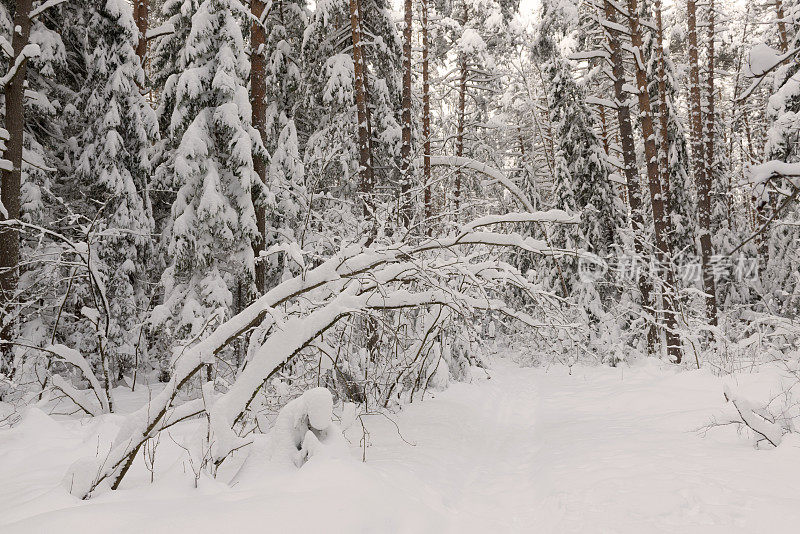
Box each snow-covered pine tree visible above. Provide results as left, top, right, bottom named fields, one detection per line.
left=150, top=0, right=266, bottom=368
left=529, top=1, right=626, bottom=362
left=758, top=4, right=800, bottom=316
left=299, top=0, right=401, bottom=242
left=533, top=3, right=624, bottom=272
left=259, top=0, right=305, bottom=289
left=69, top=0, right=159, bottom=381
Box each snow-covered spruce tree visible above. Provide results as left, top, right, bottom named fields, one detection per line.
left=758, top=20, right=800, bottom=316
left=299, top=0, right=401, bottom=238
left=0, top=1, right=65, bottom=361
left=258, top=0, right=306, bottom=290
left=532, top=13, right=624, bottom=284
left=525, top=3, right=626, bottom=362
left=150, top=0, right=266, bottom=372
left=70, top=0, right=159, bottom=381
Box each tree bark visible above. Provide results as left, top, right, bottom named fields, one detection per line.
left=654, top=0, right=672, bottom=212
left=597, top=103, right=610, bottom=156
left=602, top=0, right=655, bottom=351
left=422, top=0, right=432, bottom=235
left=399, top=0, right=413, bottom=228
left=701, top=0, right=719, bottom=326
left=455, top=5, right=469, bottom=215
left=626, top=0, right=683, bottom=362
left=1, top=0, right=34, bottom=354
left=349, top=0, right=374, bottom=223
left=133, top=0, right=148, bottom=67
left=251, top=0, right=268, bottom=294
left=687, top=0, right=717, bottom=327
left=775, top=0, right=789, bottom=53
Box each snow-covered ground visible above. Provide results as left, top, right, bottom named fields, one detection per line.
left=3, top=355, right=800, bottom=533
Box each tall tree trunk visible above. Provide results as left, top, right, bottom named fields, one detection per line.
left=701, top=0, right=719, bottom=326
left=626, top=0, right=683, bottom=363
left=349, top=0, right=374, bottom=224
left=654, top=0, right=672, bottom=212
left=251, top=0, right=268, bottom=294
left=349, top=0, right=379, bottom=362
left=422, top=0, right=432, bottom=235
left=602, top=0, right=656, bottom=351
left=133, top=0, right=148, bottom=67
left=455, top=5, right=469, bottom=215
left=1, top=0, right=34, bottom=355
left=775, top=0, right=789, bottom=53
left=687, top=0, right=717, bottom=328
left=399, top=0, right=413, bottom=228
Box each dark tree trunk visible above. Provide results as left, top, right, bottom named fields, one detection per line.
left=603, top=0, right=655, bottom=351
left=1, top=0, right=34, bottom=354
left=133, top=0, right=149, bottom=67
left=775, top=0, right=789, bottom=53
left=251, top=0, right=268, bottom=294
left=701, top=0, right=719, bottom=326
left=349, top=0, right=374, bottom=223
left=626, top=0, right=683, bottom=363
left=654, top=0, right=672, bottom=212
left=687, top=0, right=717, bottom=328
left=454, top=6, right=469, bottom=215
left=422, top=0, right=431, bottom=235
left=399, top=0, right=413, bottom=228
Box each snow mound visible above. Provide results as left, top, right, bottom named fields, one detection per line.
left=237, top=387, right=347, bottom=479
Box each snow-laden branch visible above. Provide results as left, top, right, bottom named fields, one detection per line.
left=29, top=0, right=70, bottom=20
left=418, top=155, right=506, bottom=183
left=0, top=43, right=40, bottom=87
left=47, top=344, right=110, bottom=413
left=0, top=36, right=13, bottom=58
left=145, top=22, right=175, bottom=40
left=569, top=50, right=610, bottom=61
left=747, top=161, right=800, bottom=190
left=50, top=375, right=101, bottom=417
left=462, top=211, right=580, bottom=232
left=63, top=212, right=575, bottom=498
left=723, top=385, right=783, bottom=447
left=207, top=283, right=560, bottom=464
left=416, top=154, right=552, bottom=218
left=739, top=45, right=800, bottom=101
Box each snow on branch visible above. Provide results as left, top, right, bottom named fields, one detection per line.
left=46, top=344, right=110, bottom=413
left=747, top=161, right=800, bottom=189
left=568, top=50, right=609, bottom=61
left=586, top=96, right=617, bottom=109
left=50, top=375, right=102, bottom=417
left=417, top=154, right=575, bottom=219
left=29, top=0, right=70, bottom=20
left=723, top=385, right=784, bottom=448
left=461, top=211, right=580, bottom=232
left=739, top=44, right=800, bottom=101
left=145, top=23, right=175, bottom=40
left=1, top=44, right=40, bottom=87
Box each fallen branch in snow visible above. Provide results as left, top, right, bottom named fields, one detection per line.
left=723, top=385, right=784, bottom=447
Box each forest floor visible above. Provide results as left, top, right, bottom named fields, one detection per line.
left=2, top=352, right=800, bottom=533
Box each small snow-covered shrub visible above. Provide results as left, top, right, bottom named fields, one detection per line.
left=264, top=387, right=346, bottom=468
left=237, top=387, right=346, bottom=479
